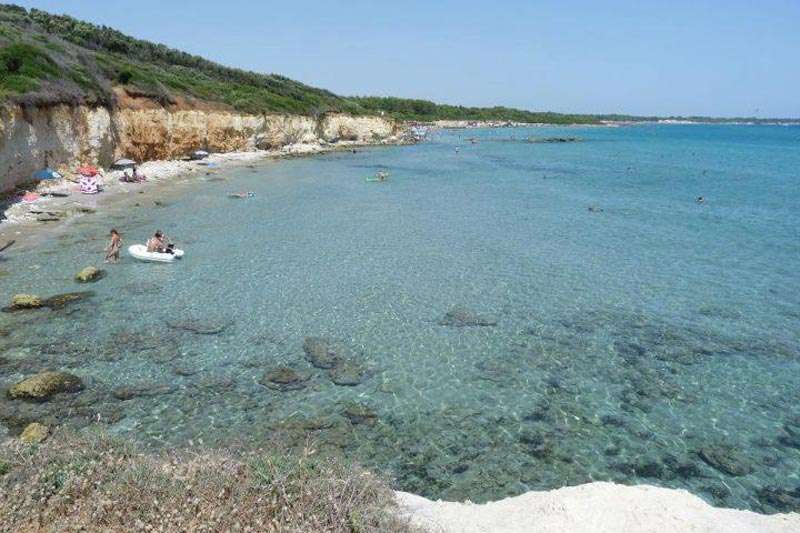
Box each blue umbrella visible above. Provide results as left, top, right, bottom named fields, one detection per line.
left=32, top=168, right=62, bottom=180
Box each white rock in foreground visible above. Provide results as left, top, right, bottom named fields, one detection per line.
left=395, top=482, right=800, bottom=533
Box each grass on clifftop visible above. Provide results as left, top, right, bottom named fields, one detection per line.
left=0, top=4, right=361, bottom=114
left=0, top=430, right=413, bottom=532
left=0, top=42, right=61, bottom=95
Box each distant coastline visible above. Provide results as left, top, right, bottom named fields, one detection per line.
left=416, top=118, right=800, bottom=130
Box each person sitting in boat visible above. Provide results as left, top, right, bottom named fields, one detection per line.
left=146, top=230, right=171, bottom=254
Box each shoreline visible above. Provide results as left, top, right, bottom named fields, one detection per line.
left=415, top=119, right=618, bottom=129
left=0, top=136, right=409, bottom=249
left=395, top=482, right=800, bottom=532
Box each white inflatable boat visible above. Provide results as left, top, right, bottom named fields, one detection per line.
left=128, top=244, right=185, bottom=263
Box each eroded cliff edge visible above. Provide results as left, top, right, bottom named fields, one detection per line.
left=0, top=101, right=403, bottom=191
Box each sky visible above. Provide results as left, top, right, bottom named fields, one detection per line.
left=13, top=0, right=800, bottom=118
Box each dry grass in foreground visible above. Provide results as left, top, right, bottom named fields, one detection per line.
left=0, top=430, right=414, bottom=532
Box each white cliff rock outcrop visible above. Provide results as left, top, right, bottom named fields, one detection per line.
left=0, top=104, right=402, bottom=191
left=396, top=482, right=800, bottom=533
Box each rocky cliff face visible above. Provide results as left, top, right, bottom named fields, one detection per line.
left=0, top=104, right=402, bottom=191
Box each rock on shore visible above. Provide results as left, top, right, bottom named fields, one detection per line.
left=9, top=294, right=42, bottom=309
left=75, top=266, right=104, bottom=283
left=7, top=371, right=84, bottom=401
left=20, top=422, right=49, bottom=443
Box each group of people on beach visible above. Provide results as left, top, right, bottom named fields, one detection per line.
left=103, top=229, right=173, bottom=263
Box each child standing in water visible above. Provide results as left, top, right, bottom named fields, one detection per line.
left=105, top=229, right=122, bottom=263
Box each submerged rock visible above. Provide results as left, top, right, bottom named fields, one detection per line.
left=112, top=383, right=176, bottom=401
left=343, top=402, right=378, bottom=425
left=438, top=307, right=497, bottom=327
left=301, top=416, right=338, bottom=430
left=193, top=376, right=236, bottom=392
left=697, top=445, right=753, bottom=477
left=42, top=291, right=95, bottom=310
left=778, top=419, right=800, bottom=449
left=172, top=365, right=200, bottom=377
left=0, top=399, right=49, bottom=433
left=631, top=458, right=667, bottom=479
left=278, top=415, right=340, bottom=433
left=302, top=338, right=371, bottom=385
left=7, top=371, right=84, bottom=401
left=8, top=294, right=42, bottom=310
left=75, top=266, right=105, bottom=283
left=328, top=359, right=369, bottom=386
left=123, top=281, right=163, bottom=295
left=526, top=136, right=582, bottom=143
left=20, top=422, right=49, bottom=443
left=167, top=318, right=231, bottom=335
left=662, top=455, right=705, bottom=479
left=259, top=367, right=311, bottom=392
left=303, top=337, right=346, bottom=369
left=600, top=414, right=626, bottom=427
left=757, top=486, right=800, bottom=512
left=615, top=341, right=648, bottom=361
left=519, top=430, right=552, bottom=458
left=475, top=360, right=518, bottom=384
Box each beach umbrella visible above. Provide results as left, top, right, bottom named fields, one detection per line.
left=112, top=158, right=136, bottom=169
left=32, top=168, right=62, bottom=180
left=78, top=165, right=99, bottom=177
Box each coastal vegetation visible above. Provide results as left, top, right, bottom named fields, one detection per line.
left=1, top=5, right=792, bottom=123
left=0, top=430, right=412, bottom=531
left=0, top=4, right=360, bottom=112
left=350, top=97, right=602, bottom=124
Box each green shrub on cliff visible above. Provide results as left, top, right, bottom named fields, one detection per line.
left=351, top=96, right=602, bottom=124
left=0, top=42, right=61, bottom=95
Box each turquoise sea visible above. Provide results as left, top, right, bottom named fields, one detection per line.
left=1, top=124, right=799, bottom=512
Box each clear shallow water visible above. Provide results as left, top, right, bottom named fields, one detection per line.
left=1, top=124, right=800, bottom=512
